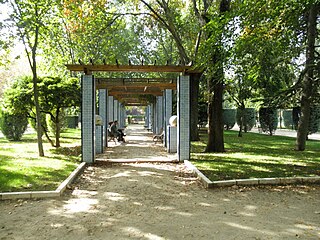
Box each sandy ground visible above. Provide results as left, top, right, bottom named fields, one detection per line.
left=0, top=125, right=319, bottom=240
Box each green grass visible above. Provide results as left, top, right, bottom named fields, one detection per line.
left=191, top=130, right=320, bottom=181
left=0, top=129, right=81, bottom=192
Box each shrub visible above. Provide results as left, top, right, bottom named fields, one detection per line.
left=290, top=106, right=320, bottom=134
left=282, top=109, right=294, bottom=129
left=292, top=107, right=301, bottom=130
left=259, top=107, right=278, bottom=135
left=309, top=106, right=320, bottom=134
left=0, top=109, right=28, bottom=141
left=223, top=109, right=236, bottom=130
left=236, top=108, right=256, bottom=132
left=29, top=113, right=47, bottom=135
left=65, top=115, right=79, bottom=128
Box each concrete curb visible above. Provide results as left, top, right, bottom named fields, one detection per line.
left=184, top=160, right=320, bottom=189
left=0, top=162, right=87, bottom=201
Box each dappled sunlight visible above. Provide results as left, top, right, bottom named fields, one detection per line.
left=103, top=192, right=128, bottom=201
left=48, top=198, right=99, bottom=216
left=122, top=226, right=166, bottom=240
left=223, top=222, right=277, bottom=236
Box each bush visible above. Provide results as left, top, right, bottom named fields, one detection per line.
left=223, top=109, right=236, bottom=130
left=259, top=107, right=278, bottom=135
left=0, top=109, right=28, bottom=141
left=290, top=106, right=320, bottom=134
left=65, top=115, right=79, bottom=128
left=236, top=108, right=256, bottom=132
left=29, top=113, right=47, bottom=135
left=282, top=109, right=294, bottom=129
left=47, top=111, right=67, bottom=136
left=292, top=107, right=301, bottom=130
left=309, top=106, right=320, bottom=134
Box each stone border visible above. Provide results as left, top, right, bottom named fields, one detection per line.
left=184, top=160, right=320, bottom=189
left=0, top=162, right=87, bottom=200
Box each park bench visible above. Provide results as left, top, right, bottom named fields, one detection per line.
left=153, top=129, right=164, bottom=143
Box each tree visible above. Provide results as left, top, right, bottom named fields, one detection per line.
left=3, top=76, right=80, bottom=147
left=296, top=2, right=319, bottom=151
left=5, top=0, right=56, bottom=156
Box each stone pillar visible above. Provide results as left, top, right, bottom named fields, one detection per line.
left=98, top=89, right=108, bottom=148
left=177, top=75, right=190, bottom=161
left=164, top=89, right=172, bottom=147
left=156, top=96, right=163, bottom=134
left=119, top=104, right=126, bottom=128
left=81, top=74, right=96, bottom=163
left=152, top=103, right=156, bottom=134
left=114, top=99, right=119, bottom=121
left=95, top=125, right=103, bottom=154
left=145, top=106, right=149, bottom=127
left=108, top=96, right=114, bottom=123
left=148, top=105, right=152, bottom=129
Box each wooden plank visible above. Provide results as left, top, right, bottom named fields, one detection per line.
left=65, top=64, right=200, bottom=73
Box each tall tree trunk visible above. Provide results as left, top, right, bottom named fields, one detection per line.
left=205, top=0, right=230, bottom=152
left=55, top=110, right=61, bottom=148
left=190, top=73, right=200, bottom=141
left=296, top=3, right=318, bottom=151
left=31, top=25, right=44, bottom=156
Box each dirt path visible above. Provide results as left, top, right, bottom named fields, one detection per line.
left=0, top=125, right=319, bottom=240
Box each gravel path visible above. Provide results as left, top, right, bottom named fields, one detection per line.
left=0, top=125, right=319, bottom=240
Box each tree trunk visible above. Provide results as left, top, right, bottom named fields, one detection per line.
left=205, top=0, right=230, bottom=152
left=33, top=69, right=44, bottom=156
left=55, top=111, right=61, bottom=148
left=296, top=3, right=318, bottom=151
left=190, top=73, right=201, bottom=141
left=205, top=80, right=225, bottom=152
left=31, top=26, right=44, bottom=156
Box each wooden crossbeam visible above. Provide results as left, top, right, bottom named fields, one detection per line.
left=66, top=64, right=200, bottom=73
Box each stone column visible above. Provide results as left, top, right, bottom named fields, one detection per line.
left=164, top=89, right=172, bottom=147
left=81, top=74, right=96, bottom=163
left=156, top=96, right=163, bottom=134
left=114, top=99, right=119, bottom=121
left=152, top=103, right=156, bottom=134
left=119, top=104, right=126, bottom=128
left=108, top=96, right=114, bottom=123
left=177, top=75, right=190, bottom=161
left=98, top=89, right=108, bottom=148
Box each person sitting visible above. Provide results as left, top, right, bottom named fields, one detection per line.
left=110, top=120, right=126, bottom=142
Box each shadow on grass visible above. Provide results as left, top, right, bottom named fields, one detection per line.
left=191, top=130, right=320, bottom=181
left=0, top=164, right=76, bottom=192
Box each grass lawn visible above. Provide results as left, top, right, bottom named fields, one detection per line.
left=0, top=129, right=81, bottom=192
left=191, top=130, right=320, bottom=181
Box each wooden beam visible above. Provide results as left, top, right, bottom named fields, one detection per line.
left=66, top=64, right=200, bottom=73
left=110, top=90, right=163, bottom=96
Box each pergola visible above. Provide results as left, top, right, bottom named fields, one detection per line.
left=66, top=63, right=200, bottom=163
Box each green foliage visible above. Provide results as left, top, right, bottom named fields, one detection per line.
left=309, top=106, right=320, bottom=135
left=282, top=109, right=294, bottom=129
left=65, top=115, right=79, bottom=128
left=290, top=106, right=320, bottom=134
left=198, top=102, right=208, bottom=124
left=259, top=107, right=278, bottom=135
left=223, top=109, right=236, bottom=130
left=2, top=76, right=80, bottom=146
left=0, top=108, right=28, bottom=141
left=236, top=108, right=255, bottom=132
